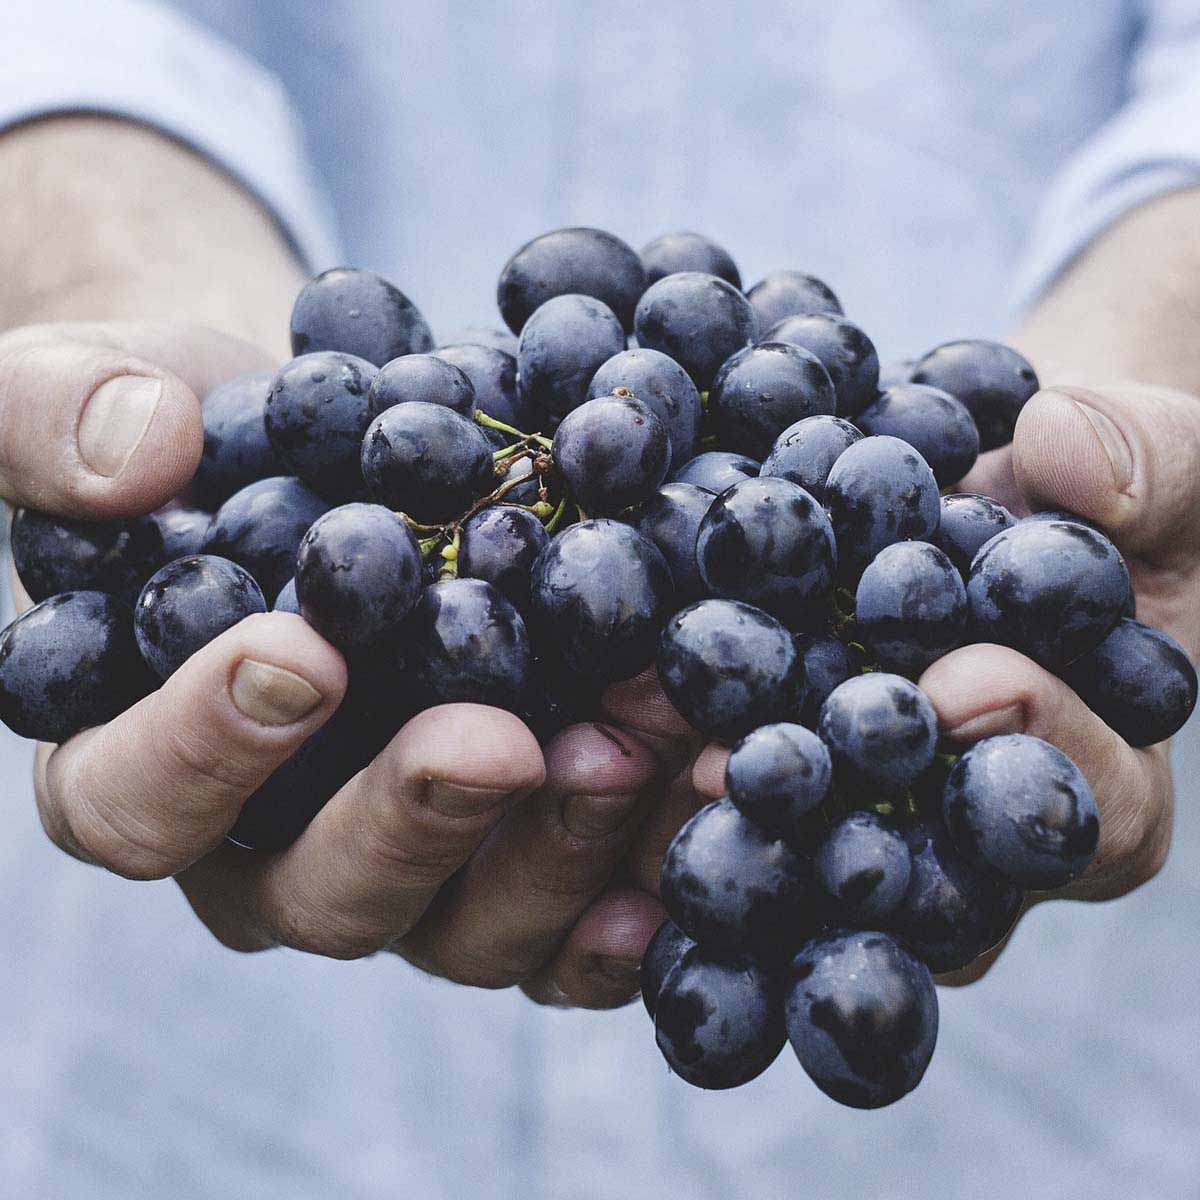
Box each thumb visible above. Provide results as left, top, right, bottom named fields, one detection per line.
left=0, top=321, right=273, bottom=518
left=1011, top=383, right=1200, bottom=563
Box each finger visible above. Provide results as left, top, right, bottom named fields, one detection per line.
left=692, top=742, right=730, bottom=801
left=601, top=667, right=704, bottom=771
left=521, top=887, right=666, bottom=1009
left=181, top=704, right=547, bottom=960
left=0, top=321, right=270, bottom=517
left=954, top=445, right=1028, bottom=515
left=920, top=643, right=1172, bottom=901
left=626, top=756, right=710, bottom=897
left=38, top=613, right=345, bottom=879
left=398, top=722, right=662, bottom=987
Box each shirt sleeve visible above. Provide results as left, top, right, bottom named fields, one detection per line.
left=0, top=0, right=341, bottom=272
left=1012, top=1, right=1200, bottom=309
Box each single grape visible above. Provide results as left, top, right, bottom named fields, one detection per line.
left=856, top=383, right=979, bottom=486
left=786, top=930, right=937, bottom=1109
left=709, top=342, right=837, bottom=458
left=764, top=313, right=879, bottom=418
left=274, top=577, right=300, bottom=614
left=966, top=518, right=1130, bottom=669
left=191, top=371, right=282, bottom=507
left=818, top=673, right=937, bottom=795
left=634, top=272, right=759, bottom=389
left=1061, top=617, right=1198, bottom=747
left=655, top=947, right=786, bottom=1090
left=203, top=476, right=331, bottom=601
left=824, top=435, right=940, bottom=582
left=497, top=227, right=645, bottom=334
left=745, top=270, right=843, bottom=329
left=529, top=520, right=673, bottom=683
left=290, top=266, right=433, bottom=365
left=0, top=591, right=154, bottom=743
left=855, top=541, right=967, bottom=676
left=796, top=633, right=862, bottom=728
left=552, top=394, right=671, bottom=514
left=438, top=326, right=518, bottom=356
left=517, top=294, right=626, bottom=417
left=640, top=231, right=741, bottom=289
left=889, top=819, right=1025, bottom=973
left=497, top=452, right=544, bottom=506
left=12, top=508, right=165, bottom=606
left=460, top=504, right=550, bottom=610
left=758, top=415, right=862, bottom=502
left=516, top=655, right=600, bottom=745
left=725, top=723, right=831, bottom=843
left=696, top=477, right=835, bottom=629
left=629, top=482, right=713, bottom=603
left=134, top=556, right=266, bottom=678
left=404, top=578, right=532, bottom=711
left=361, top=401, right=497, bottom=524
left=670, top=450, right=759, bottom=493
left=151, top=502, right=211, bottom=563
left=661, top=798, right=817, bottom=957
left=640, top=919, right=696, bottom=1018
left=876, top=358, right=915, bottom=390
left=367, top=353, right=476, bottom=417
left=657, top=599, right=803, bottom=743
left=588, top=347, right=702, bottom=466
left=909, top=339, right=1038, bottom=451
left=932, top=493, right=1015, bottom=579
left=815, top=813, right=911, bottom=923
left=295, top=504, right=423, bottom=651
left=434, top=343, right=523, bottom=427
left=264, top=352, right=378, bottom=500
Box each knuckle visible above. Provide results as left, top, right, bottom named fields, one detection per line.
left=270, top=906, right=383, bottom=961
left=411, top=939, right=521, bottom=990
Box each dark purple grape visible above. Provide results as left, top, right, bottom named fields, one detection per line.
left=439, top=327, right=518, bottom=356
left=367, top=353, right=476, bottom=417
left=290, top=267, right=433, bottom=365
left=151, top=502, right=211, bottom=563
left=434, top=343, right=523, bottom=427
left=966, top=518, right=1130, bottom=669
left=588, top=347, right=702, bottom=465
left=655, top=947, right=786, bottom=1090
left=641, top=918, right=696, bottom=1018
left=634, top=272, right=759, bottom=389
left=0, top=591, right=154, bottom=742
left=517, top=294, right=626, bottom=417
left=909, top=339, right=1038, bottom=451
left=497, top=453, right=544, bottom=506
left=134, top=555, right=266, bottom=679
left=745, top=271, right=843, bottom=329
left=497, top=227, right=645, bottom=334
left=264, top=352, right=377, bottom=500
left=877, top=358, right=915, bottom=391
left=824, top=435, right=940, bottom=582
left=516, top=655, right=599, bottom=745
left=657, top=599, right=803, bottom=743
left=818, top=673, right=937, bottom=796
left=932, top=493, right=1016, bottom=579
left=404, top=578, right=532, bottom=711
left=295, top=503, right=423, bottom=651
left=855, top=541, right=967, bottom=676
left=529, top=519, right=673, bottom=683
left=759, top=415, right=862, bottom=503
left=640, top=231, right=741, bottom=289
left=725, top=722, right=831, bottom=842
left=191, top=371, right=282, bottom=507
left=274, top=577, right=300, bottom=614
left=203, top=476, right=331, bottom=602
left=796, top=633, right=862, bottom=728
left=765, top=314, right=879, bottom=418
left=629, top=482, right=713, bottom=603
left=552, top=394, right=671, bottom=514
left=460, top=504, right=549, bottom=610
left=856, top=383, right=979, bottom=487
left=815, top=813, right=911, bottom=923
left=786, top=930, right=937, bottom=1109
left=1061, top=617, right=1198, bottom=747
left=670, top=450, right=758, bottom=493
left=361, top=401, right=496, bottom=524
left=709, top=342, right=837, bottom=458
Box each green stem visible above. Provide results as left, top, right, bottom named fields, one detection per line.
left=474, top=410, right=552, bottom=450
left=544, top=495, right=568, bottom=533
left=438, top=528, right=461, bottom=580
left=418, top=536, right=441, bottom=560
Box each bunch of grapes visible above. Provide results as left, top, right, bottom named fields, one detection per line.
left=2, top=227, right=1196, bottom=1108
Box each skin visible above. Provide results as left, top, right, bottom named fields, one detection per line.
left=3, top=116, right=1199, bottom=1001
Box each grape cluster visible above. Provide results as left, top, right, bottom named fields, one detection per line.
left=2, top=227, right=1196, bottom=1108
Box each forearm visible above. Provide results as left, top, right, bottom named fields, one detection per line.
left=1016, top=186, right=1200, bottom=390
left=0, top=115, right=305, bottom=358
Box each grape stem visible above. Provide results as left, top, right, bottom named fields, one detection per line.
left=474, top=409, right=553, bottom=450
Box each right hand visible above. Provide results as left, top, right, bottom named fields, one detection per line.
left=3, top=320, right=671, bottom=1008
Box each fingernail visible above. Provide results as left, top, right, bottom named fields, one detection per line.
left=1069, top=398, right=1134, bottom=493
left=424, top=780, right=510, bottom=817
left=231, top=659, right=322, bottom=726
left=561, top=793, right=639, bottom=838
left=944, top=702, right=1024, bottom=744
left=77, top=376, right=163, bottom=477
